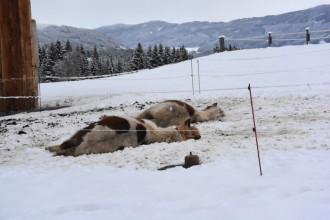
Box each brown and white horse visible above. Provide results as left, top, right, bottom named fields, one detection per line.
left=136, top=100, right=225, bottom=127
left=46, top=116, right=201, bottom=156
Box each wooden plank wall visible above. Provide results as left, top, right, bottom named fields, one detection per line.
left=0, top=0, right=38, bottom=112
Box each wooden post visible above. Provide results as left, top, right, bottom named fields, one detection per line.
left=219, top=36, right=225, bottom=52
left=306, top=28, right=310, bottom=45
left=248, top=84, right=263, bottom=176
left=0, top=0, right=38, bottom=112
left=268, top=32, right=272, bottom=47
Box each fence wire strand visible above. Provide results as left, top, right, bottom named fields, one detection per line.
left=203, top=48, right=330, bottom=61
left=1, top=82, right=329, bottom=99
left=226, top=29, right=330, bottom=41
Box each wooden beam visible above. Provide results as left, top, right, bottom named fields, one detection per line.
left=1, top=0, right=24, bottom=111
left=0, top=0, right=38, bottom=112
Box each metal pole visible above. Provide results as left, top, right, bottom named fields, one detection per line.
left=191, top=59, right=194, bottom=95
left=197, top=60, right=201, bottom=94
left=248, top=84, right=263, bottom=176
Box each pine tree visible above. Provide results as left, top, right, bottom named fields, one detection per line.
left=179, top=45, right=189, bottom=61
left=44, top=43, right=57, bottom=75
left=171, top=47, right=179, bottom=63
left=90, top=45, right=101, bottom=75
left=151, top=44, right=159, bottom=68
left=157, top=43, right=164, bottom=66
left=131, top=43, right=145, bottom=71
left=72, top=45, right=83, bottom=76
left=53, top=45, right=90, bottom=79
left=38, top=45, right=47, bottom=80
left=99, top=57, right=106, bottom=75
left=55, top=40, right=63, bottom=60
left=64, top=40, right=72, bottom=54
left=164, top=46, right=171, bottom=65
left=116, top=59, right=123, bottom=73
left=79, top=44, right=89, bottom=76
left=38, top=44, right=46, bottom=66
left=39, top=40, right=194, bottom=82
left=109, top=55, right=115, bottom=74
left=145, top=45, right=153, bottom=69
left=103, top=58, right=111, bottom=75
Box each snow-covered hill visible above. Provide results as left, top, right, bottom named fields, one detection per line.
left=1, top=43, right=330, bottom=219
left=38, top=25, right=125, bottom=50
left=96, top=5, right=330, bottom=53
left=37, top=5, right=330, bottom=53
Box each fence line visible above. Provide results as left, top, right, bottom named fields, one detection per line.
left=226, top=39, right=266, bottom=41
left=226, top=29, right=330, bottom=41
left=1, top=82, right=329, bottom=99
left=0, top=74, right=189, bottom=83
left=199, top=64, right=330, bottom=75
left=0, top=73, right=123, bottom=83
left=198, top=64, right=330, bottom=77
left=203, top=48, right=330, bottom=61
left=41, top=128, right=278, bottom=134
left=227, top=36, right=330, bottom=41
left=0, top=76, right=39, bottom=83
left=1, top=47, right=329, bottom=83
left=274, top=37, right=330, bottom=41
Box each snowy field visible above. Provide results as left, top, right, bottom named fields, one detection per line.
left=1, top=43, right=330, bottom=219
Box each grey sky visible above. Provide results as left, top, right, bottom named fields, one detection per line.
left=31, top=0, right=329, bottom=28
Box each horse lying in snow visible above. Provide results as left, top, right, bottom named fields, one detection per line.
left=136, top=100, right=225, bottom=127
left=46, top=116, right=201, bottom=156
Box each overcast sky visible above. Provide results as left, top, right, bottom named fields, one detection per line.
left=31, top=0, right=329, bottom=28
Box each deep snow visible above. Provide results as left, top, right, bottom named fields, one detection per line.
left=1, top=43, right=330, bottom=219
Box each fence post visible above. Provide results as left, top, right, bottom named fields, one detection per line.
left=197, top=60, right=201, bottom=94
left=219, top=36, right=225, bottom=52
left=268, top=32, right=272, bottom=47
left=306, top=28, right=310, bottom=45
left=190, top=59, right=195, bottom=95
left=0, top=0, right=38, bottom=112
left=248, top=84, right=263, bottom=176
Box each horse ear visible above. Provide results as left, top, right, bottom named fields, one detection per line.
left=184, top=118, right=191, bottom=127
left=213, top=103, right=218, bottom=106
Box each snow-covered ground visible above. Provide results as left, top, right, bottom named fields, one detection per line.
left=1, top=43, right=330, bottom=219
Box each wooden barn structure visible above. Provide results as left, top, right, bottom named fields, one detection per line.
left=0, top=0, right=39, bottom=113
